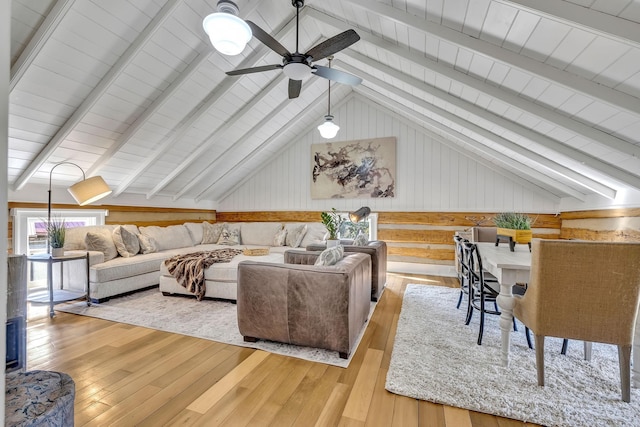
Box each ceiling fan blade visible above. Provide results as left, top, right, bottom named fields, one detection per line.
left=226, top=64, right=282, bottom=76
left=288, top=79, right=302, bottom=99
left=245, top=20, right=290, bottom=57
left=313, top=66, right=363, bottom=86
left=305, top=30, right=360, bottom=61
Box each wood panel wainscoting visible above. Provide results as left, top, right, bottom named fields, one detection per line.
left=217, top=211, right=562, bottom=268
left=7, top=202, right=217, bottom=253
left=560, top=208, right=640, bottom=242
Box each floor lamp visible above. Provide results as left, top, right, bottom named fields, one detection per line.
left=47, top=162, right=112, bottom=254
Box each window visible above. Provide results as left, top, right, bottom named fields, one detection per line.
left=11, top=208, right=107, bottom=289
left=338, top=213, right=378, bottom=240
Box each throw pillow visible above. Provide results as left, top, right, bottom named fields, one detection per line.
left=285, top=224, right=307, bottom=248
left=138, top=234, right=158, bottom=254
left=314, top=245, right=344, bottom=266
left=273, top=227, right=287, bottom=246
left=85, top=231, right=118, bottom=261
left=202, top=222, right=224, bottom=244
left=113, top=226, right=140, bottom=257
left=217, top=224, right=241, bottom=245
left=353, top=232, right=369, bottom=246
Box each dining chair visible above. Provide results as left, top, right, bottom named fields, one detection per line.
left=513, top=239, right=640, bottom=402
left=464, top=242, right=524, bottom=345
left=454, top=236, right=470, bottom=310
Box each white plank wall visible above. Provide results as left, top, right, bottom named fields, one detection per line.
left=219, top=96, right=559, bottom=213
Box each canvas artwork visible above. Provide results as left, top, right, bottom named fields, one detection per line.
left=311, top=136, right=396, bottom=199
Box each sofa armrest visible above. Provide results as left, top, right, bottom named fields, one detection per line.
left=284, top=249, right=320, bottom=265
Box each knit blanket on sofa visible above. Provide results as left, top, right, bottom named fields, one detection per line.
left=165, top=248, right=243, bottom=301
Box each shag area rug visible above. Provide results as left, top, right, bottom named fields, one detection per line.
left=58, top=288, right=374, bottom=368
left=386, top=284, right=640, bottom=427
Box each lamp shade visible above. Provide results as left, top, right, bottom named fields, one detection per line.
left=67, top=176, right=112, bottom=206
left=349, top=206, right=371, bottom=223
left=203, top=10, right=251, bottom=56
left=318, top=115, right=340, bottom=139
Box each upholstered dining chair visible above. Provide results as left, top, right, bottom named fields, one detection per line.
left=513, top=239, right=640, bottom=402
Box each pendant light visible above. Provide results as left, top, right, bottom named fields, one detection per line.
left=202, top=0, right=252, bottom=56
left=317, top=56, right=340, bottom=139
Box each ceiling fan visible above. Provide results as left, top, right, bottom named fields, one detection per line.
left=226, top=0, right=363, bottom=99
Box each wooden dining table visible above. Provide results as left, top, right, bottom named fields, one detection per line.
left=475, top=241, right=640, bottom=388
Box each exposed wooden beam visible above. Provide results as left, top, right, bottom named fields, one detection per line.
left=10, top=0, right=76, bottom=92
left=85, top=48, right=212, bottom=178
left=309, top=7, right=640, bottom=161
left=12, top=0, right=184, bottom=191
left=174, top=76, right=328, bottom=201
left=356, top=88, right=575, bottom=203
left=146, top=72, right=287, bottom=199
left=334, top=2, right=640, bottom=117
left=112, top=9, right=304, bottom=197
left=503, top=0, right=640, bottom=48
left=342, top=60, right=616, bottom=199
left=198, top=88, right=355, bottom=203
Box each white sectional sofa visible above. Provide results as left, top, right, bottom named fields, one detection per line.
left=62, top=221, right=327, bottom=302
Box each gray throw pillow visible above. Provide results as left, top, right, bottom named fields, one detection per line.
left=217, top=224, right=241, bottom=245
left=286, top=224, right=307, bottom=248
left=202, top=222, right=224, bottom=244
left=138, top=234, right=158, bottom=254
left=273, top=227, right=287, bottom=246
left=113, top=226, right=140, bottom=257
left=314, top=245, right=344, bottom=266
left=85, top=230, right=118, bottom=261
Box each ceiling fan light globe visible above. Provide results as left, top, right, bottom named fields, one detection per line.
left=318, top=115, right=340, bottom=139
left=203, top=12, right=252, bottom=56
left=283, top=62, right=310, bottom=80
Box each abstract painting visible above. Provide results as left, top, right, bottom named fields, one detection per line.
left=311, top=136, right=396, bottom=199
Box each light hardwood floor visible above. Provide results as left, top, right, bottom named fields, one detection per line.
left=26, top=273, right=541, bottom=426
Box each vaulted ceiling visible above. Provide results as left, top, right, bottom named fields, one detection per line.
left=8, top=0, right=640, bottom=205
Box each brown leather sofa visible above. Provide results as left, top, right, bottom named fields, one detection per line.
left=306, top=240, right=387, bottom=301
left=236, top=250, right=372, bottom=359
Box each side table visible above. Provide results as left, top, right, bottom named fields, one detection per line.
left=27, top=252, right=90, bottom=318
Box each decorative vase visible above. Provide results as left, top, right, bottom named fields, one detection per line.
left=326, top=239, right=340, bottom=248
left=51, top=247, right=65, bottom=257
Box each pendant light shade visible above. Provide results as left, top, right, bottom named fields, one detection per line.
left=203, top=1, right=252, bottom=56
left=317, top=115, right=340, bottom=139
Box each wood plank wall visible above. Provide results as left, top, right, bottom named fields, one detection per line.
left=217, top=211, right=562, bottom=265
left=7, top=202, right=216, bottom=253
left=560, top=208, right=640, bottom=242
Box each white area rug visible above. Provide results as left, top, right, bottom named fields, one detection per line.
left=58, top=288, right=374, bottom=368
left=386, top=284, right=640, bottom=427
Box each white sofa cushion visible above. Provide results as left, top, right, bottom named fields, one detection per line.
left=285, top=224, right=307, bottom=247
left=300, top=222, right=328, bottom=247
left=241, top=222, right=283, bottom=246
left=85, top=229, right=118, bottom=261
left=139, top=225, right=194, bottom=250
left=113, top=226, right=140, bottom=257
left=201, top=222, right=223, bottom=244
left=90, top=252, right=169, bottom=283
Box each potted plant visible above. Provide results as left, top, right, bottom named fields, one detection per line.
left=47, top=217, right=66, bottom=257
left=493, top=212, right=533, bottom=251
left=320, top=208, right=344, bottom=247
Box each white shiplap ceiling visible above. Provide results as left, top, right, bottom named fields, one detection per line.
left=8, top=0, right=640, bottom=204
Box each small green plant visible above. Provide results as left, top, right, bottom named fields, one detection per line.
left=46, top=216, right=66, bottom=248
left=493, top=212, right=532, bottom=230
left=320, top=208, right=344, bottom=240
